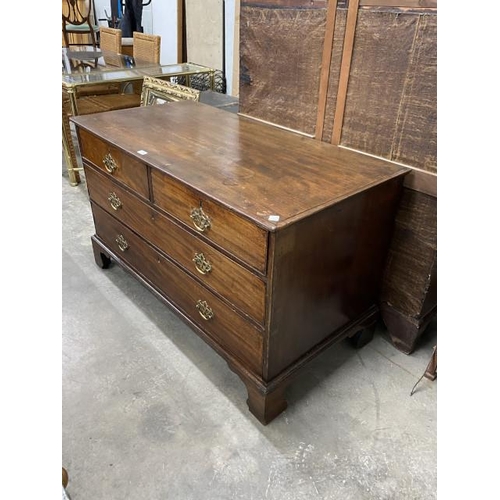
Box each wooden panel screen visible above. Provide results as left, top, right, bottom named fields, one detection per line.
left=239, top=6, right=326, bottom=135
left=239, top=0, right=437, bottom=177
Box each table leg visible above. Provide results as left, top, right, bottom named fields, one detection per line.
left=210, top=69, right=215, bottom=91
left=62, top=89, right=81, bottom=186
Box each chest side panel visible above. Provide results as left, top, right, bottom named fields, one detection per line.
left=266, top=177, right=404, bottom=380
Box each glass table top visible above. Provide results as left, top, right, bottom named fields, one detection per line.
left=62, top=47, right=213, bottom=88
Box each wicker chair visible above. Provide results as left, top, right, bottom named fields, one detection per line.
left=99, top=27, right=122, bottom=53
left=62, top=0, right=99, bottom=48
left=140, top=77, right=200, bottom=106
left=133, top=32, right=161, bottom=63
left=126, top=32, right=162, bottom=95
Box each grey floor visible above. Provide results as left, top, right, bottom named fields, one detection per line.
left=62, top=160, right=437, bottom=500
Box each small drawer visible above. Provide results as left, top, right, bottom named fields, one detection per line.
left=92, top=203, right=264, bottom=376
left=78, top=128, right=149, bottom=198
left=85, top=166, right=266, bottom=325
left=151, top=169, right=268, bottom=274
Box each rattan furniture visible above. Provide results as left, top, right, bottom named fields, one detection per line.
left=62, top=47, right=215, bottom=186
left=129, top=32, right=162, bottom=95
left=132, top=32, right=161, bottom=63
left=99, top=27, right=122, bottom=53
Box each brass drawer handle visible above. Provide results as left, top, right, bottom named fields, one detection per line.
left=190, top=207, right=211, bottom=232
left=108, top=192, right=122, bottom=210
left=196, top=300, right=214, bottom=320
left=103, top=153, right=117, bottom=174
left=116, top=234, right=129, bottom=252
left=193, top=252, right=212, bottom=275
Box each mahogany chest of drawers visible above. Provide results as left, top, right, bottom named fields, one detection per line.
left=72, top=101, right=409, bottom=424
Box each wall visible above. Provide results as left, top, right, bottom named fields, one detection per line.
left=93, top=0, right=178, bottom=64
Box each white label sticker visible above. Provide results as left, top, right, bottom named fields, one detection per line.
left=137, top=150, right=148, bottom=155
left=268, top=215, right=280, bottom=222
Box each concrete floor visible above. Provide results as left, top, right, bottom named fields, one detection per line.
left=62, top=161, right=437, bottom=500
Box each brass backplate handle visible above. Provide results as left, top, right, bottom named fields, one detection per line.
left=103, top=153, right=117, bottom=174
left=108, top=192, right=122, bottom=210
left=190, top=207, right=211, bottom=232
left=193, top=252, right=212, bottom=275
left=116, top=234, right=129, bottom=252
left=196, top=300, right=214, bottom=320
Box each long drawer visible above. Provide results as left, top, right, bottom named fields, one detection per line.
left=86, top=166, right=266, bottom=325
left=79, top=129, right=149, bottom=198
left=151, top=169, right=268, bottom=274
left=92, top=202, right=264, bottom=375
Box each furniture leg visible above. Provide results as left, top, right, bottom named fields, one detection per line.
left=410, top=344, right=437, bottom=395
left=62, top=467, right=68, bottom=488
left=381, top=302, right=436, bottom=354
left=227, top=360, right=288, bottom=425
left=348, top=323, right=375, bottom=349
left=92, top=237, right=111, bottom=269
left=244, top=381, right=288, bottom=426
left=62, top=89, right=81, bottom=185
left=62, top=123, right=80, bottom=186
left=424, top=345, right=437, bottom=381
left=210, top=69, right=215, bottom=90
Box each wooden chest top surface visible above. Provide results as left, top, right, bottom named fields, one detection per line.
left=72, top=101, right=409, bottom=229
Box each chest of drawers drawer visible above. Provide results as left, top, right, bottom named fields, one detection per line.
left=85, top=166, right=266, bottom=325
left=92, top=202, right=264, bottom=376
left=151, top=169, right=268, bottom=274
left=78, top=128, right=149, bottom=198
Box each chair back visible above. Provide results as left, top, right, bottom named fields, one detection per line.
left=62, top=0, right=98, bottom=47
left=140, top=77, right=200, bottom=107
left=100, top=27, right=122, bottom=53
left=133, top=32, right=161, bottom=63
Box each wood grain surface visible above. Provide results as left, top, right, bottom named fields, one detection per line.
left=239, top=5, right=326, bottom=135
left=73, top=101, right=409, bottom=229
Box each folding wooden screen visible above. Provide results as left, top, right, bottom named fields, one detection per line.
left=239, top=0, right=437, bottom=353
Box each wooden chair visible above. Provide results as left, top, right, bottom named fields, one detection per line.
left=140, top=77, right=200, bottom=106
left=62, top=0, right=99, bottom=48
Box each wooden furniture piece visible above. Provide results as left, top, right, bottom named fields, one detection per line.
left=410, top=345, right=437, bottom=396
left=72, top=101, right=409, bottom=424
left=380, top=189, right=437, bottom=353
left=62, top=468, right=68, bottom=488
left=62, top=0, right=99, bottom=48
left=62, top=47, right=215, bottom=185
left=140, top=76, right=200, bottom=106
left=425, top=345, right=437, bottom=380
